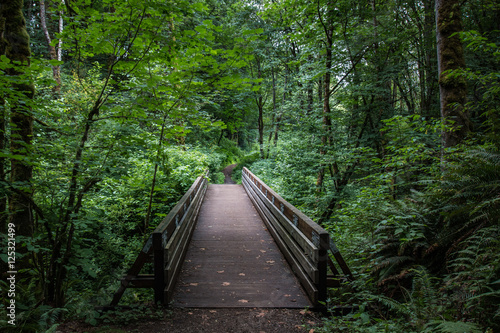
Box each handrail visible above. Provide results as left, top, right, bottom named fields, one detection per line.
left=152, top=170, right=209, bottom=304
left=242, top=167, right=353, bottom=307
left=110, top=170, right=209, bottom=306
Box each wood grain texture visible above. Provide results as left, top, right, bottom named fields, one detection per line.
left=171, top=184, right=311, bottom=308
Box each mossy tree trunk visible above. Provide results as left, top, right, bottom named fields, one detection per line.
left=436, top=0, right=470, bottom=147
left=0, top=16, right=7, bottom=280
left=1, top=0, right=35, bottom=271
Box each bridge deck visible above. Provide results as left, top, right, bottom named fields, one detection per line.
left=172, top=184, right=311, bottom=308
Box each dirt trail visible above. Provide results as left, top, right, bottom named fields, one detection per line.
left=222, top=163, right=238, bottom=184
left=58, top=308, right=322, bottom=332
left=128, top=308, right=321, bottom=333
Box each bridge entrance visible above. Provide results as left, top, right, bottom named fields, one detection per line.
left=110, top=168, right=352, bottom=309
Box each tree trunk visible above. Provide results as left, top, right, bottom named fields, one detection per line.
left=317, top=28, right=333, bottom=191
left=2, top=0, right=36, bottom=272
left=257, top=96, right=264, bottom=159
left=273, top=68, right=287, bottom=147
left=423, top=0, right=438, bottom=116
left=266, top=67, right=277, bottom=158
left=255, top=58, right=265, bottom=159
left=40, top=0, right=63, bottom=92
left=436, top=0, right=469, bottom=147
left=0, top=15, right=7, bottom=278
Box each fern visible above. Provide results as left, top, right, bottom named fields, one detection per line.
left=445, top=225, right=500, bottom=329
left=366, top=292, right=413, bottom=317
left=425, top=320, right=483, bottom=333
left=38, top=307, right=68, bottom=330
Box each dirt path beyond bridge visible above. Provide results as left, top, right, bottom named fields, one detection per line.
left=222, top=163, right=238, bottom=184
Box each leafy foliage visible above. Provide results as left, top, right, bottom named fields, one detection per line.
left=1, top=0, right=499, bottom=331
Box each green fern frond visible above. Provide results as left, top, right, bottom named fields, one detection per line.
left=39, top=307, right=68, bottom=330
left=425, top=320, right=483, bottom=333
left=374, top=255, right=414, bottom=271
left=365, top=293, right=414, bottom=317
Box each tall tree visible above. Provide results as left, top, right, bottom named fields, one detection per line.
left=1, top=0, right=35, bottom=271
left=436, top=0, right=470, bottom=147
left=0, top=12, right=7, bottom=279
left=40, top=0, right=64, bottom=92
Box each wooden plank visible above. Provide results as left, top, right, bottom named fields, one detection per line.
left=110, top=250, right=151, bottom=306
left=243, top=181, right=319, bottom=304
left=121, top=275, right=155, bottom=288
left=328, top=257, right=341, bottom=277
left=317, top=231, right=329, bottom=304
left=330, top=242, right=354, bottom=280
left=243, top=175, right=319, bottom=261
left=174, top=283, right=308, bottom=308
left=243, top=177, right=319, bottom=284
left=327, top=277, right=341, bottom=288
left=171, top=184, right=311, bottom=308
left=153, top=229, right=165, bottom=303
left=243, top=168, right=329, bottom=244
left=153, top=173, right=207, bottom=243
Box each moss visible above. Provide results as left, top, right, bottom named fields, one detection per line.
left=436, top=0, right=470, bottom=147
left=2, top=0, right=36, bottom=255
left=2, top=0, right=32, bottom=66
left=439, top=72, right=467, bottom=88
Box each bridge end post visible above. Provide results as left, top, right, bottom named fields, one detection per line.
left=317, top=232, right=330, bottom=309
left=153, top=231, right=166, bottom=305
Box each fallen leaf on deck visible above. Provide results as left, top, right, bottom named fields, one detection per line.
left=239, top=273, right=245, bottom=276
left=222, top=282, right=230, bottom=286
left=260, top=250, right=266, bottom=253
left=266, top=260, right=275, bottom=264
left=217, top=270, right=224, bottom=274
left=190, top=283, right=198, bottom=286
left=238, top=299, right=249, bottom=303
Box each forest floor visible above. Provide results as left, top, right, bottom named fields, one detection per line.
left=222, top=163, right=238, bottom=184
left=57, top=307, right=323, bottom=332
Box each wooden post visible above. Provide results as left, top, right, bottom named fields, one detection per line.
left=153, top=231, right=165, bottom=304
left=318, top=232, right=329, bottom=305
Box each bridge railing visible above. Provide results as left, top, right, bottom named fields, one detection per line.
left=110, top=170, right=209, bottom=306
left=242, top=167, right=353, bottom=307
left=152, top=170, right=209, bottom=304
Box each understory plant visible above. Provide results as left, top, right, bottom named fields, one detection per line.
left=321, top=146, right=499, bottom=332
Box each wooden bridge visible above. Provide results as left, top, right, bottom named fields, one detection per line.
left=111, top=168, right=353, bottom=309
